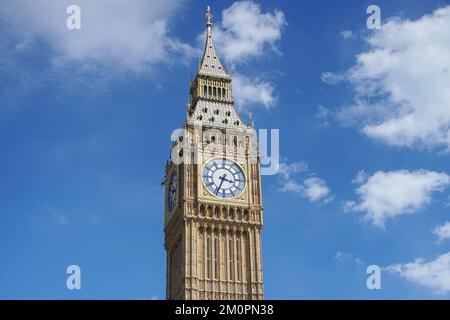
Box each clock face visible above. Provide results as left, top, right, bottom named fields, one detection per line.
left=202, top=159, right=245, bottom=198
left=167, top=170, right=177, bottom=213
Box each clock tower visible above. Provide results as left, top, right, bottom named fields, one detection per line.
left=164, top=7, right=264, bottom=300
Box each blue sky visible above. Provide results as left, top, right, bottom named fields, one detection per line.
left=1, top=0, right=450, bottom=299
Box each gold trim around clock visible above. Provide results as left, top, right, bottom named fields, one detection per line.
left=201, top=158, right=246, bottom=200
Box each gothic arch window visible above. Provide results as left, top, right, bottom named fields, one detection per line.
left=236, top=209, right=242, bottom=220
left=221, top=236, right=226, bottom=279
left=214, top=206, right=220, bottom=218
left=222, top=88, right=226, bottom=98
left=207, top=205, right=213, bottom=217
left=218, top=88, right=221, bottom=98
left=222, top=207, right=228, bottom=219
left=236, top=239, right=241, bottom=281
left=206, top=236, right=212, bottom=279
left=213, top=87, right=216, bottom=97
left=233, top=136, right=238, bottom=147
left=203, top=85, right=207, bottom=96
left=243, top=210, right=249, bottom=221
left=208, top=86, right=212, bottom=96
left=198, top=229, right=204, bottom=280
left=229, top=208, right=235, bottom=220
left=228, top=238, right=234, bottom=281
left=214, top=237, right=219, bottom=280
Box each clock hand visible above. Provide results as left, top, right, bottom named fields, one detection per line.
left=215, top=174, right=227, bottom=195
left=218, top=173, right=234, bottom=184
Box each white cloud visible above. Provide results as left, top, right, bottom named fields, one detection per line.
left=433, top=222, right=450, bottom=242
left=280, top=180, right=303, bottom=193
left=0, top=0, right=194, bottom=72
left=279, top=160, right=309, bottom=180
left=346, top=170, right=450, bottom=227
left=315, top=105, right=332, bottom=127
left=334, top=251, right=363, bottom=265
left=320, top=72, right=346, bottom=85
left=303, top=178, right=331, bottom=202
left=232, top=73, right=276, bottom=110
left=340, top=30, right=354, bottom=39
left=2, top=1, right=285, bottom=110
left=335, top=251, right=352, bottom=262
left=213, top=1, right=286, bottom=63
left=316, top=105, right=331, bottom=118
left=278, top=161, right=332, bottom=203
left=386, top=252, right=450, bottom=294
left=278, top=161, right=308, bottom=193
left=200, top=1, right=286, bottom=111
left=352, top=170, right=368, bottom=184
left=335, top=6, right=450, bottom=151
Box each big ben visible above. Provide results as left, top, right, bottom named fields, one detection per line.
left=164, top=7, right=264, bottom=300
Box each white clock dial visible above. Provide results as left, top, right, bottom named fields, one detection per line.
left=202, top=159, right=245, bottom=198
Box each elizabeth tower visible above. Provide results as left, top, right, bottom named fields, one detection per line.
left=164, top=7, right=264, bottom=300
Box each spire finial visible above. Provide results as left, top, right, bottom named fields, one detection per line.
left=197, top=6, right=230, bottom=79
left=206, top=6, right=213, bottom=29
left=248, top=111, right=254, bottom=127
